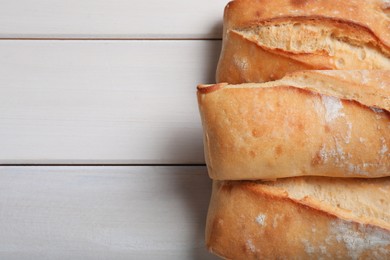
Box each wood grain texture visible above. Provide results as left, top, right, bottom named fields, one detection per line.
left=0, top=0, right=228, bottom=39
left=0, top=40, right=221, bottom=164
left=0, top=166, right=217, bottom=260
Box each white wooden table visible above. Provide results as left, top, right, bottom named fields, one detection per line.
left=0, top=1, right=229, bottom=258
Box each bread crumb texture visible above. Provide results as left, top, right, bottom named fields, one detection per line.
left=234, top=22, right=390, bottom=69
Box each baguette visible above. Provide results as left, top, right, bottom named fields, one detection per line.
left=206, top=178, right=390, bottom=259
left=216, top=0, right=390, bottom=84
left=197, top=70, right=389, bottom=180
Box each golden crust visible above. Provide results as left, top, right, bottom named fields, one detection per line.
left=206, top=179, right=390, bottom=259
left=204, top=2, right=390, bottom=258
left=197, top=83, right=228, bottom=94
left=197, top=71, right=390, bottom=180
left=224, top=0, right=390, bottom=47
left=217, top=0, right=390, bottom=83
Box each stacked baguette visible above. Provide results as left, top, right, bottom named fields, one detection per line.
left=197, top=0, right=390, bottom=259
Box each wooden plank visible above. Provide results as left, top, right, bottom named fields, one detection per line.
left=0, top=166, right=217, bottom=259
left=0, top=1, right=228, bottom=39
left=0, top=40, right=221, bottom=164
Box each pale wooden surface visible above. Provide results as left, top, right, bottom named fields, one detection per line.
left=0, top=40, right=221, bottom=164
left=0, top=0, right=225, bottom=259
left=0, top=166, right=217, bottom=259
left=0, top=1, right=227, bottom=39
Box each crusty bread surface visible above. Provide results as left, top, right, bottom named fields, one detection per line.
left=206, top=178, right=390, bottom=259
left=217, top=0, right=390, bottom=83
left=198, top=70, right=390, bottom=180
left=204, top=1, right=390, bottom=258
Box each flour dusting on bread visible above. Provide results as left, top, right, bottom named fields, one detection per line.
left=321, top=95, right=345, bottom=123
left=255, top=214, right=266, bottom=226
left=246, top=239, right=256, bottom=253
left=380, top=137, right=389, bottom=157
left=345, top=122, right=353, bottom=144
left=330, top=220, right=390, bottom=259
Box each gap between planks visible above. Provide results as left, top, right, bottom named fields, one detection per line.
left=0, top=164, right=207, bottom=167
left=0, top=37, right=222, bottom=41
